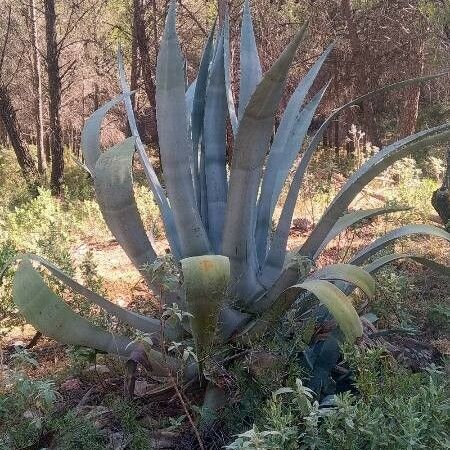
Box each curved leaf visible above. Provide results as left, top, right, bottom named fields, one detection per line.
left=80, top=94, right=125, bottom=174
left=258, top=83, right=331, bottom=279
left=224, top=14, right=238, bottom=135
left=364, top=252, right=450, bottom=277
left=300, top=123, right=450, bottom=258
left=295, top=280, right=363, bottom=343
left=256, top=46, right=333, bottom=262
left=204, top=31, right=228, bottom=252
left=156, top=0, right=211, bottom=257
left=191, top=23, right=216, bottom=206
left=93, top=137, right=157, bottom=271
left=13, top=260, right=185, bottom=376
left=349, top=224, right=450, bottom=265
left=222, top=24, right=307, bottom=301
left=313, top=206, right=410, bottom=258
left=243, top=279, right=362, bottom=343
left=311, top=263, right=375, bottom=298
left=238, top=0, right=262, bottom=120
left=181, top=255, right=230, bottom=362
left=7, top=253, right=170, bottom=337
left=117, top=48, right=181, bottom=259
left=13, top=260, right=136, bottom=356
left=254, top=72, right=447, bottom=265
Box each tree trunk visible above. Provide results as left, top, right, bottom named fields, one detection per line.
left=0, top=83, right=38, bottom=184
left=44, top=0, right=64, bottom=196
left=135, top=0, right=158, bottom=145
left=397, top=44, right=425, bottom=138
left=217, top=0, right=227, bottom=27
left=341, top=0, right=381, bottom=148
left=130, top=0, right=140, bottom=111
left=30, top=0, right=47, bottom=175
left=431, top=148, right=450, bottom=226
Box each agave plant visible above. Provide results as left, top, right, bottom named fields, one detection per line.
left=3, top=0, right=449, bottom=405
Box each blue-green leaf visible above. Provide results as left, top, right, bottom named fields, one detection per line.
left=93, top=138, right=157, bottom=271
left=156, top=0, right=211, bottom=257
left=349, top=224, right=450, bottom=265
left=238, top=0, right=262, bottom=120
left=204, top=31, right=228, bottom=252
left=191, top=23, right=216, bottom=206
left=222, top=24, right=307, bottom=302
left=80, top=94, right=126, bottom=174
left=224, top=14, right=238, bottom=135
left=313, top=206, right=410, bottom=258
left=258, top=83, right=330, bottom=278
left=117, top=49, right=181, bottom=259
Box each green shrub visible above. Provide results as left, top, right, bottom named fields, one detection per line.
left=48, top=412, right=108, bottom=450
left=226, top=348, right=449, bottom=450
left=0, top=373, right=58, bottom=449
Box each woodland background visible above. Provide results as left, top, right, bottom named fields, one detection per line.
left=0, top=0, right=449, bottom=194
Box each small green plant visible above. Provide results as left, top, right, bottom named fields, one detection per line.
left=109, top=398, right=152, bottom=450
left=48, top=411, right=108, bottom=450
left=427, top=303, right=450, bottom=333
left=0, top=373, right=58, bottom=449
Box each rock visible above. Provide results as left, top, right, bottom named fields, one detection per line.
left=134, top=379, right=157, bottom=397
left=84, top=364, right=110, bottom=375
left=60, top=378, right=82, bottom=391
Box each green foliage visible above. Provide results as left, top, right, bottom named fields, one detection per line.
left=226, top=348, right=450, bottom=450
left=371, top=269, right=416, bottom=328
left=109, top=398, right=151, bottom=450
left=427, top=304, right=450, bottom=333
left=48, top=412, right=107, bottom=450
left=0, top=373, right=58, bottom=449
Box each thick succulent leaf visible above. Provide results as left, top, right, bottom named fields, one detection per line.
left=222, top=24, right=307, bottom=301
left=80, top=94, right=125, bottom=174
left=364, top=252, right=450, bottom=277
left=243, top=279, right=362, bottom=343
left=156, top=0, right=211, bottom=257
left=185, top=79, right=197, bottom=127
left=306, top=330, right=342, bottom=396
left=300, top=123, right=450, bottom=258
left=238, top=0, right=262, bottom=120
left=13, top=260, right=184, bottom=376
left=224, top=14, right=238, bottom=135
left=6, top=253, right=172, bottom=337
left=191, top=23, right=216, bottom=206
left=93, top=137, right=157, bottom=270
left=204, top=31, right=228, bottom=252
left=218, top=306, right=251, bottom=341
left=181, top=255, right=230, bottom=362
left=271, top=82, right=331, bottom=214
left=313, top=206, right=410, bottom=258
left=117, top=50, right=181, bottom=259
left=311, top=263, right=375, bottom=298
left=349, top=224, right=450, bottom=265
left=199, top=139, right=208, bottom=228
left=256, top=46, right=333, bottom=259
left=13, top=260, right=136, bottom=356
left=258, top=83, right=331, bottom=277
left=296, top=280, right=362, bottom=342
